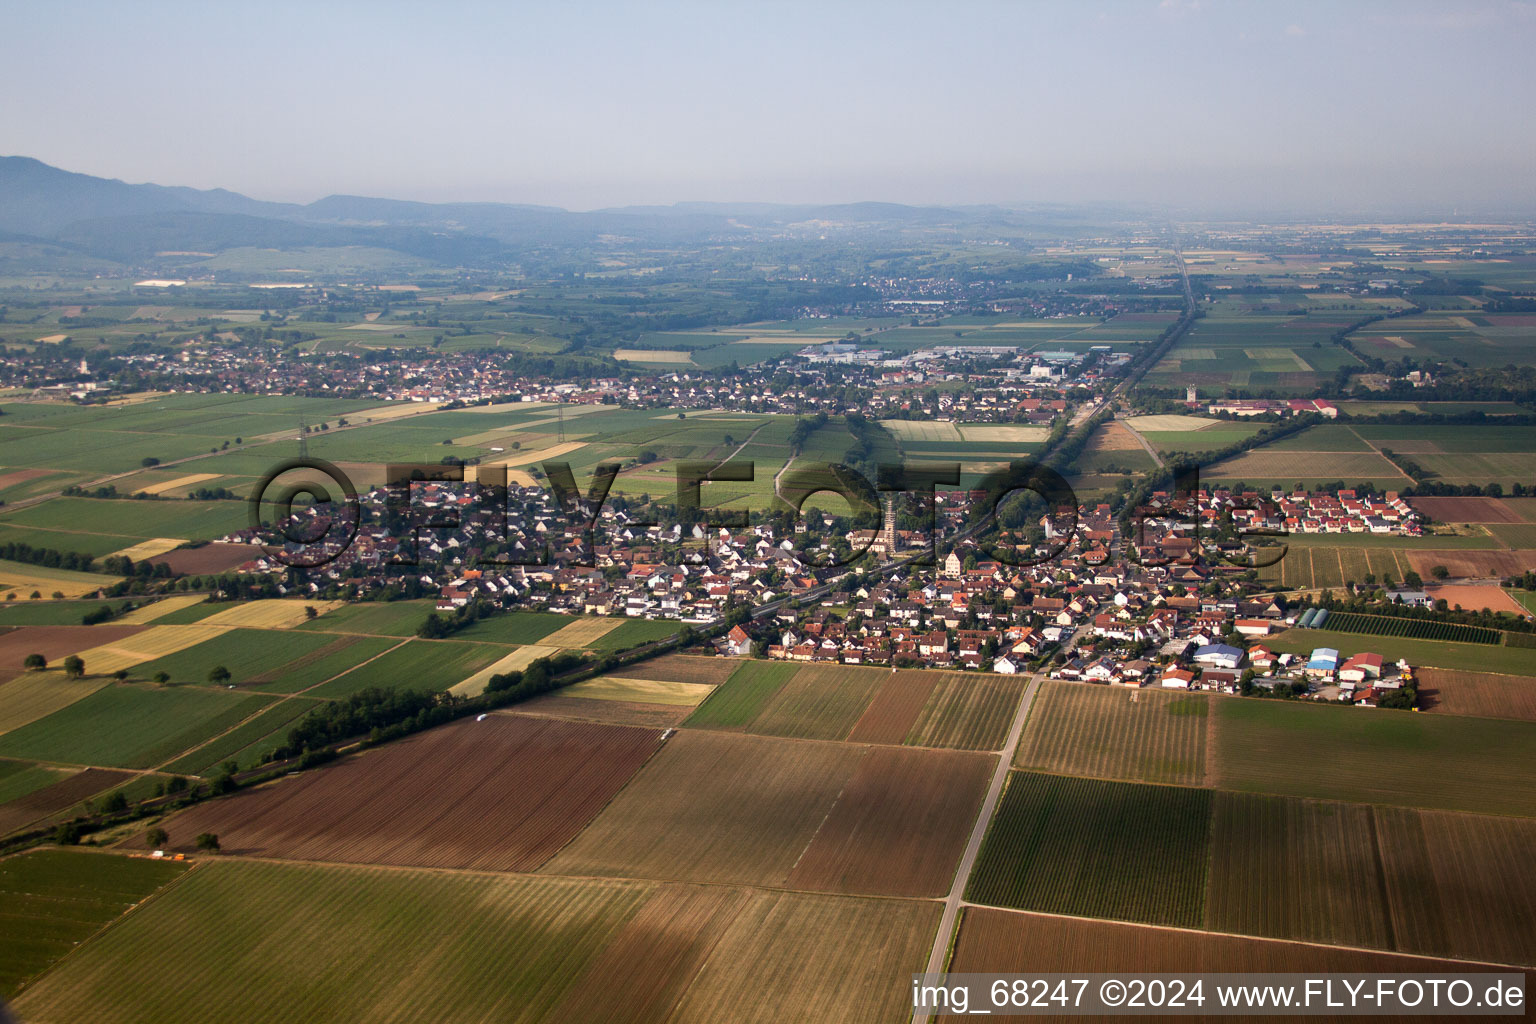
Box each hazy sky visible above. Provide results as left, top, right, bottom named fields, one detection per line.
left=4, top=0, right=1534, bottom=212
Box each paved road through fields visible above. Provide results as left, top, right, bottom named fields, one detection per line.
left=911, top=623, right=1087, bottom=1023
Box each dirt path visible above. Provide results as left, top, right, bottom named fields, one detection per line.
left=912, top=629, right=1084, bottom=1020
left=1117, top=418, right=1166, bottom=470
left=1347, top=426, right=1416, bottom=483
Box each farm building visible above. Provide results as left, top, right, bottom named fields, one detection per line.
left=1304, top=648, right=1340, bottom=679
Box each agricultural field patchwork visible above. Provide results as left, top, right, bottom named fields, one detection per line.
left=0, top=848, right=188, bottom=999
left=166, top=715, right=662, bottom=871
left=544, top=730, right=862, bottom=887
left=1015, top=682, right=1210, bottom=786
left=966, top=771, right=1212, bottom=928
left=303, top=638, right=509, bottom=697
left=0, top=682, right=273, bottom=769
left=784, top=744, right=993, bottom=897
left=0, top=766, right=134, bottom=835
left=14, top=856, right=940, bottom=1024
left=904, top=671, right=1025, bottom=750
left=683, top=660, right=798, bottom=729
left=1206, top=792, right=1392, bottom=949
left=1212, top=696, right=1536, bottom=817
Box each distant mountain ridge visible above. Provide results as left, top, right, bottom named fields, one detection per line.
left=0, top=154, right=1024, bottom=267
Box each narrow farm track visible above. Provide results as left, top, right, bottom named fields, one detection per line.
left=912, top=665, right=1047, bottom=1020
left=1117, top=418, right=1165, bottom=470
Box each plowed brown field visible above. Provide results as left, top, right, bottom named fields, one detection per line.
left=845, top=670, right=936, bottom=744
left=147, top=543, right=254, bottom=574
left=1407, top=549, right=1536, bottom=579
left=618, top=654, right=741, bottom=685
left=0, top=625, right=145, bottom=679
left=784, top=745, right=993, bottom=897
left=1407, top=497, right=1522, bottom=523
left=165, top=715, right=661, bottom=870
left=0, top=767, right=133, bottom=834
left=510, top=695, right=691, bottom=728
left=1417, top=668, right=1536, bottom=721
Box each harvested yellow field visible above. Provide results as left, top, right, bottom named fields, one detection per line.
left=541, top=617, right=624, bottom=648
left=613, top=348, right=695, bottom=364
left=957, top=425, right=1050, bottom=443
left=352, top=401, right=442, bottom=422
left=0, top=560, right=116, bottom=600
left=104, top=537, right=184, bottom=561
left=562, top=676, right=714, bottom=706
left=1378, top=335, right=1414, bottom=348
left=133, top=473, right=221, bottom=496
left=1124, top=414, right=1225, bottom=432
left=37, top=334, right=69, bottom=343
left=112, top=594, right=207, bottom=625
left=468, top=465, right=539, bottom=487
left=199, top=599, right=344, bottom=629
left=448, top=644, right=560, bottom=697
left=488, top=441, right=589, bottom=468
left=0, top=671, right=109, bottom=735
left=879, top=420, right=962, bottom=442
left=71, top=624, right=232, bottom=676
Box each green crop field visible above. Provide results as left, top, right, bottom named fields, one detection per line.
left=161, top=697, right=322, bottom=775
left=132, top=628, right=341, bottom=684
left=1213, top=697, right=1536, bottom=817
left=685, top=661, right=798, bottom=729
left=296, top=599, right=437, bottom=637
left=0, top=759, right=73, bottom=805
left=245, top=635, right=402, bottom=693
left=449, top=610, right=576, bottom=645
left=588, top=617, right=682, bottom=652
left=0, top=497, right=246, bottom=543
left=303, top=638, right=507, bottom=696
left=1321, top=612, right=1503, bottom=645
left=0, top=599, right=122, bottom=626
left=0, top=523, right=136, bottom=557
left=0, top=683, right=273, bottom=769
left=966, top=771, right=1212, bottom=927
left=1015, top=682, right=1209, bottom=786
left=745, top=664, right=888, bottom=741
left=0, top=848, right=188, bottom=998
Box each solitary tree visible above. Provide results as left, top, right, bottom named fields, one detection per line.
left=195, top=832, right=221, bottom=853
left=145, top=826, right=169, bottom=850
left=304, top=605, right=318, bottom=620
left=1430, top=565, right=1450, bottom=580
left=208, top=665, right=232, bottom=685
left=62, top=655, right=84, bottom=678
left=153, top=671, right=170, bottom=684
left=23, top=653, right=45, bottom=670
